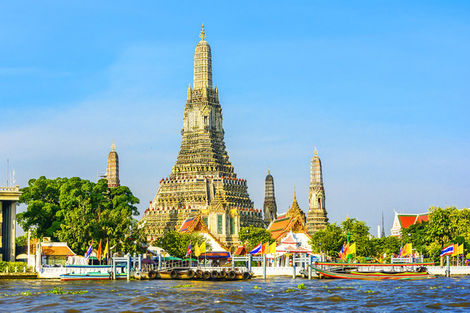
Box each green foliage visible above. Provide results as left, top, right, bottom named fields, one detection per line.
left=0, top=261, right=31, bottom=272
left=18, top=176, right=142, bottom=255
left=239, top=226, right=274, bottom=251
left=15, top=235, right=28, bottom=255
left=310, top=223, right=345, bottom=255
left=154, top=231, right=209, bottom=258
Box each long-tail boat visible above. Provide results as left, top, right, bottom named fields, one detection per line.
left=312, top=267, right=435, bottom=280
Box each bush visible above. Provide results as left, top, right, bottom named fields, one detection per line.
left=0, top=261, right=31, bottom=272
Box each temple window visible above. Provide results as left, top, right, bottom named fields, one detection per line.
left=217, top=214, right=223, bottom=234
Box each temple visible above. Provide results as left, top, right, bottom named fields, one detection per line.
left=106, top=143, right=120, bottom=188
left=141, top=26, right=263, bottom=246
left=263, top=170, right=277, bottom=225
left=306, top=147, right=328, bottom=233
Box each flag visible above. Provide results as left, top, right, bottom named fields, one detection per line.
left=97, top=240, right=102, bottom=261
left=268, top=242, right=276, bottom=254
left=458, top=244, right=464, bottom=255
left=85, top=240, right=93, bottom=258
left=103, top=239, right=109, bottom=258
left=398, top=243, right=403, bottom=257
left=338, top=243, right=346, bottom=258
left=261, top=243, right=268, bottom=254
left=343, top=243, right=350, bottom=259
left=402, top=243, right=412, bottom=256
left=194, top=243, right=201, bottom=257
left=347, top=242, right=356, bottom=255
left=249, top=242, right=262, bottom=255
left=185, top=241, right=191, bottom=258
left=200, top=241, right=206, bottom=254
left=440, top=244, right=454, bottom=256
left=452, top=244, right=459, bottom=256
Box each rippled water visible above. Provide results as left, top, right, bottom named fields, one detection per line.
left=0, top=277, right=469, bottom=312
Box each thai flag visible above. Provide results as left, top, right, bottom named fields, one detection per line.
left=398, top=244, right=403, bottom=257
left=440, top=244, right=454, bottom=256
left=185, top=241, right=191, bottom=258
left=249, top=242, right=262, bottom=255
left=338, top=243, right=345, bottom=258
left=85, top=240, right=93, bottom=258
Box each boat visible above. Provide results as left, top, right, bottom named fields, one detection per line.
left=60, top=272, right=111, bottom=281
left=312, top=267, right=435, bottom=280
left=60, top=271, right=128, bottom=281
left=154, top=268, right=252, bottom=281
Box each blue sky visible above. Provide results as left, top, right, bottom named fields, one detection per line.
left=1, top=1, right=469, bottom=235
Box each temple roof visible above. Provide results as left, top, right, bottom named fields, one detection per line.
left=397, top=213, right=428, bottom=229
left=178, top=215, right=229, bottom=251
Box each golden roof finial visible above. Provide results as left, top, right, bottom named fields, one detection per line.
left=268, top=168, right=271, bottom=175
left=314, top=145, right=318, bottom=156
left=293, top=184, right=297, bottom=201
left=200, top=24, right=206, bottom=41
left=111, top=141, right=116, bottom=152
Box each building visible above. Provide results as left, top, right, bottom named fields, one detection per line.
left=106, top=142, right=120, bottom=187
left=0, top=185, right=21, bottom=262
left=263, top=170, right=277, bottom=226
left=141, top=26, right=263, bottom=245
left=390, top=212, right=428, bottom=237
left=267, top=192, right=310, bottom=245
left=178, top=215, right=229, bottom=252
left=306, top=147, right=328, bottom=234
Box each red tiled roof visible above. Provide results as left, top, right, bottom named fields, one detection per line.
left=42, top=246, right=75, bottom=256
left=178, top=217, right=196, bottom=233
left=234, top=246, right=247, bottom=256
left=398, top=214, right=428, bottom=229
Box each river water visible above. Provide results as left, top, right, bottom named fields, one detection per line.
left=0, top=277, right=469, bottom=312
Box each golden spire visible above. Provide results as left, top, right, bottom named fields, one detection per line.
left=111, top=141, right=116, bottom=152
left=314, top=145, right=318, bottom=156
left=268, top=168, right=271, bottom=175
left=200, top=24, right=206, bottom=40
left=293, top=184, right=296, bottom=201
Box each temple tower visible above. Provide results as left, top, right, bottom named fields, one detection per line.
left=306, top=146, right=328, bottom=233
left=106, top=143, right=120, bottom=188
left=141, top=26, right=263, bottom=246
left=263, top=170, right=277, bottom=225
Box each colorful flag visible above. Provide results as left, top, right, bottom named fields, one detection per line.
left=398, top=243, right=403, bottom=257
left=261, top=243, right=268, bottom=254
left=458, top=244, right=464, bottom=255
left=194, top=243, right=201, bottom=257
left=85, top=240, right=93, bottom=258
left=97, top=240, right=102, bottom=261
left=249, top=242, right=262, bottom=255
left=103, top=239, right=109, bottom=258
left=200, top=241, right=206, bottom=254
left=452, top=244, right=459, bottom=256
left=268, top=242, right=276, bottom=254
left=185, top=241, right=191, bottom=258
left=338, top=243, right=346, bottom=258
left=402, top=243, right=412, bottom=257
left=347, top=242, right=356, bottom=255
left=440, top=244, right=454, bottom=256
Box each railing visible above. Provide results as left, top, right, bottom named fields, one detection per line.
left=0, top=186, right=20, bottom=192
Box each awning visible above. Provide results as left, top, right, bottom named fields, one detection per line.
left=198, top=252, right=231, bottom=259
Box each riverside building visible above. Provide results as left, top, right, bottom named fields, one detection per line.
left=141, top=26, right=263, bottom=247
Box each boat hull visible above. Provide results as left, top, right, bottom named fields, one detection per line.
left=313, top=267, right=435, bottom=280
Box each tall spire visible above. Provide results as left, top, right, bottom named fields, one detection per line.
left=263, top=170, right=277, bottom=225
left=306, top=149, right=328, bottom=234
left=106, top=142, right=120, bottom=188
left=193, top=24, right=212, bottom=89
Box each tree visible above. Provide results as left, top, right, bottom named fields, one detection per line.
left=310, top=223, right=345, bottom=256
left=427, top=206, right=456, bottom=247
left=155, top=231, right=209, bottom=258
left=18, top=176, right=141, bottom=255
left=239, top=226, right=274, bottom=251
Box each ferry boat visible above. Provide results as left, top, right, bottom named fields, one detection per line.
left=60, top=272, right=127, bottom=281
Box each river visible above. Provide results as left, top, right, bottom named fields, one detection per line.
left=0, top=277, right=469, bottom=312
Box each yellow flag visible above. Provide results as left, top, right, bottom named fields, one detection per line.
left=405, top=243, right=413, bottom=256
left=194, top=243, right=201, bottom=257
left=347, top=242, right=356, bottom=255
left=103, top=239, right=109, bottom=258
left=458, top=244, right=464, bottom=255
left=200, top=242, right=206, bottom=254
left=452, top=244, right=459, bottom=256
left=269, top=242, right=276, bottom=254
